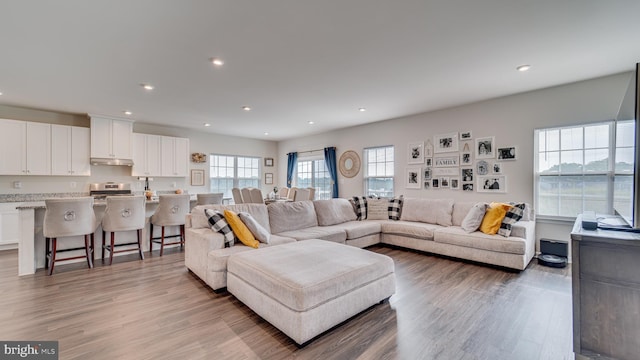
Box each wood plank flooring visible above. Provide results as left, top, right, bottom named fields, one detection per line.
left=0, top=246, right=573, bottom=360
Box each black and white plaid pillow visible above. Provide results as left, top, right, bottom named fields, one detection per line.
left=351, top=196, right=368, bottom=220
left=205, top=209, right=235, bottom=246
left=498, top=203, right=525, bottom=237
left=388, top=195, right=404, bottom=220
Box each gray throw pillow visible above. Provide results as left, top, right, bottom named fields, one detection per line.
left=239, top=211, right=271, bottom=244
left=367, top=198, right=389, bottom=220
left=461, top=202, right=488, bottom=233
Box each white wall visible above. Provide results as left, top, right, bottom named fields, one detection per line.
left=277, top=72, right=633, bottom=254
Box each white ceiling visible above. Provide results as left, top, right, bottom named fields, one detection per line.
left=1, top=1, right=639, bottom=141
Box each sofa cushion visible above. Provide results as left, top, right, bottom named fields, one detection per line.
left=205, top=209, right=235, bottom=246
left=314, top=199, right=357, bottom=226
left=207, top=236, right=297, bottom=273
left=498, top=203, right=526, bottom=237
left=275, top=226, right=346, bottom=243
left=380, top=220, right=443, bottom=240
left=452, top=201, right=477, bottom=226
left=192, top=204, right=270, bottom=231
left=224, top=210, right=260, bottom=249
left=434, top=227, right=526, bottom=255
left=367, top=198, right=390, bottom=220
left=461, top=203, right=488, bottom=233
left=268, top=200, right=318, bottom=234
left=239, top=211, right=271, bottom=244
left=323, top=221, right=382, bottom=240
left=401, top=198, right=454, bottom=226
left=479, top=203, right=512, bottom=235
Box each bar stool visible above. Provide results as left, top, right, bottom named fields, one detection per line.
left=196, top=193, right=224, bottom=205
left=43, top=197, right=97, bottom=275
left=101, top=196, right=146, bottom=265
left=149, top=194, right=190, bottom=256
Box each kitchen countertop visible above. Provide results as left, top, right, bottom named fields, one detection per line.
left=14, top=196, right=197, bottom=210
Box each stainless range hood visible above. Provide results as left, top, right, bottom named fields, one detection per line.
left=90, top=157, right=134, bottom=166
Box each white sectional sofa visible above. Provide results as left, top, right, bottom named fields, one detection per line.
left=185, top=198, right=536, bottom=291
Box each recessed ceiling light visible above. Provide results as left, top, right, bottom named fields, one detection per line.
left=242, top=106, right=252, bottom=111
left=308, top=121, right=315, bottom=125
left=359, top=108, right=366, bottom=112
left=123, top=111, right=132, bottom=115
left=141, top=83, right=155, bottom=90
left=0, top=91, right=3, bottom=96
left=264, top=132, right=269, bottom=136
left=516, top=64, right=531, bottom=72
left=210, top=57, right=224, bottom=66
left=204, top=123, right=211, bottom=127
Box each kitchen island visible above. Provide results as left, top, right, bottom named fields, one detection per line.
left=16, top=197, right=196, bottom=276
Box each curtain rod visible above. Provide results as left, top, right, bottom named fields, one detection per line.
left=288, top=146, right=335, bottom=156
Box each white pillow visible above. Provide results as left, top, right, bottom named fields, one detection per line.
left=461, top=202, right=488, bottom=233
left=239, top=212, right=271, bottom=244
left=367, top=198, right=389, bottom=220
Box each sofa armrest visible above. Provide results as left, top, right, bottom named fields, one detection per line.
left=185, top=227, right=225, bottom=281
left=511, top=220, right=536, bottom=260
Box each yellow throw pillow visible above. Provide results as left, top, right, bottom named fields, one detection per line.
left=479, top=202, right=513, bottom=235
left=224, top=210, right=259, bottom=249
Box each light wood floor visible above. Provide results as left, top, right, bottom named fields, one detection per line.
left=0, top=246, right=573, bottom=360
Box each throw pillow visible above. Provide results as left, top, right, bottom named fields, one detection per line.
left=351, top=196, right=368, bottom=220
left=367, top=198, right=390, bottom=220
left=239, top=211, right=271, bottom=244
left=204, top=209, right=235, bottom=246
left=224, top=210, right=259, bottom=249
left=479, top=202, right=513, bottom=235
left=498, top=203, right=526, bottom=237
left=388, top=195, right=404, bottom=220
left=461, top=202, right=488, bottom=233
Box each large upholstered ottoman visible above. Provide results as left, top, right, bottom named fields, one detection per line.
left=226, top=239, right=396, bottom=345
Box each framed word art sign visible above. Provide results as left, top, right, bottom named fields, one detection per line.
left=433, top=156, right=459, bottom=167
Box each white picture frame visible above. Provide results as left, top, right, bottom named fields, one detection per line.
left=461, top=168, right=473, bottom=182
left=433, top=155, right=459, bottom=167
left=425, top=140, right=433, bottom=157
left=492, top=162, right=502, bottom=174
left=461, top=152, right=472, bottom=165
left=423, top=168, right=432, bottom=180
left=462, top=183, right=474, bottom=192
left=440, top=177, right=450, bottom=188
left=424, top=180, right=431, bottom=190
left=475, top=136, right=495, bottom=159
left=425, top=158, right=433, bottom=167
left=450, top=177, right=460, bottom=190
left=460, top=131, right=472, bottom=140
left=406, top=167, right=422, bottom=189
left=432, top=178, right=440, bottom=188
left=477, top=175, right=507, bottom=193
left=408, top=142, right=424, bottom=164
left=433, top=167, right=459, bottom=176
left=434, top=132, right=459, bottom=153
left=497, top=146, right=517, bottom=160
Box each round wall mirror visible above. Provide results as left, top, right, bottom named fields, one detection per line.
left=339, top=150, right=361, bottom=178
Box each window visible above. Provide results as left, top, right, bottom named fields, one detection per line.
left=209, top=154, right=260, bottom=200
left=534, top=120, right=634, bottom=219
left=364, top=146, right=394, bottom=197
left=296, top=159, right=331, bottom=199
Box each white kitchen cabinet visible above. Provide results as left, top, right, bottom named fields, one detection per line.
left=0, top=203, right=19, bottom=246
left=132, top=133, right=161, bottom=176
left=0, top=203, right=20, bottom=247
left=0, top=119, right=50, bottom=175
left=90, top=116, right=133, bottom=159
left=51, top=125, right=91, bottom=176
left=161, top=136, right=189, bottom=177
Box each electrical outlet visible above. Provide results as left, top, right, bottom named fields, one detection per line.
left=13, top=181, right=22, bottom=189
left=171, top=182, right=176, bottom=188
left=70, top=182, right=77, bottom=189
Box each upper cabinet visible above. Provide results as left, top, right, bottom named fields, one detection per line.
left=161, top=136, right=189, bottom=177
left=0, top=119, right=51, bottom=175
left=51, top=125, right=91, bottom=176
left=90, top=116, right=133, bottom=159
left=132, top=133, right=162, bottom=177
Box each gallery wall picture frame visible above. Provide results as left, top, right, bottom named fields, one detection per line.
left=433, top=155, right=459, bottom=167
left=432, top=178, right=440, bottom=188
left=440, top=177, right=450, bottom=188
left=476, top=160, right=489, bottom=175
left=265, top=172, right=274, bottom=185
left=426, top=158, right=433, bottom=167
left=461, top=152, right=472, bottom=165
left=190, top=169, right=205, bottom=186
left=461, top=168, right=473, bottom=182
left=460, top=131, right=473, bottom=140
left=434, top=132, right=459, bottom=153
left=497, top=146, right=517, bottom=160
left=407, top=142, right=424, bottom=164
left=264, top=158, right=274, bottom=167
left=424, top=181, right=431, bottom=190
left=462, top=183, right=474, bottom=192
left=451, top=177, right=460, bottom=190
left=433, top=167, right=459, bottom=177
left=406, top=167, right=422, bottom=189
left=475, top=136, right=495, bottom=159
left=477, top=175, right=507, bottom=193
left=424, top=168, right=432, bottom=180
left=492, top=162, right=502, bottom=174
left=425, top=140, right=433, bottom=157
